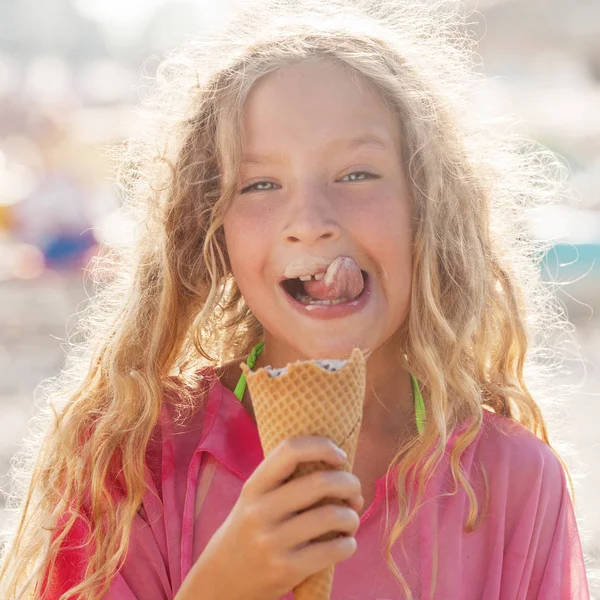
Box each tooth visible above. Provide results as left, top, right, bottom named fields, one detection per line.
left=313, top=273, right=325, bottom=281
left=292, top=291, right=352, bottom=306
left=298, top=275, right=312, bottom=282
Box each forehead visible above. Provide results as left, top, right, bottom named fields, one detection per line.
left=240, top=58, right=400, bottom=156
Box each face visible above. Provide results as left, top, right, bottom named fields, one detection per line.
left=223, top=58, right=413, bottom=364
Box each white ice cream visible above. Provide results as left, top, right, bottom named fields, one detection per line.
left=283, top=256, right=332, bottom=280
left=265, top=358, right=348, bottom=377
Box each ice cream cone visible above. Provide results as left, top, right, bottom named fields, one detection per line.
left=240, top=347, right=367, bottom=600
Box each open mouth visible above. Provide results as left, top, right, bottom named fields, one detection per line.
left=280, top=271, right=369, bottom=306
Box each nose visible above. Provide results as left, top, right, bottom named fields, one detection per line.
left=281, top=185, right=341, bottom=245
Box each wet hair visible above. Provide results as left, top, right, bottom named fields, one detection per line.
left=0, top=1, right=574, bottom=598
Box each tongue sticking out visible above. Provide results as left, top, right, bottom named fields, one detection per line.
left=302, top=256, right=364, bottom=301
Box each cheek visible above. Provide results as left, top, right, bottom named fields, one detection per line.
left=385, top=205, right=413, bottom=288
left=358, top=193, right=412, bottom=255
left=224, top=201, right=273, bottom=241
left=223, top=216, right=243, bottom=268
left=223, top=205, right=272, bottom=280
left=357, top=194, right=413, bottom=307
left=223, top=210, right=253, bottom=280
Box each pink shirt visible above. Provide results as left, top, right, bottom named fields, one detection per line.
left=46, top=368, right=589, bottom=599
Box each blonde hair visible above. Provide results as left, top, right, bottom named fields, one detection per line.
left=0, top=1, right=575, bottom=598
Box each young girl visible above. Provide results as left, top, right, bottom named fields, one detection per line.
left=0, top=0, right=590, bottom=598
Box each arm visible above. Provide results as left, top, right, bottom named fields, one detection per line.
left=534, top=470, right=589, bottom=599
left=40, top=516, right=89, bottom=600
left=41, top=512, right=169, bottom=600
left=502, top=448, right=590, bottom=600
left=173, top=552, right=224, bottom=600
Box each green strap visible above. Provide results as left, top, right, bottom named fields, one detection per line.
left=235, top=342, right=426, bottom=435
left=233, top=340, right=264, bottom=402
left=412, top=369, right=426, bottom=436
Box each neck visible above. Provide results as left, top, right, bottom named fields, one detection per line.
left=360, top=336, right=415, bottom=439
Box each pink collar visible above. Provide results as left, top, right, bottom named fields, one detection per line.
left=192, top=368, right=265, bottom=480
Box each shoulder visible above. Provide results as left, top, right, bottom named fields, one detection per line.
left=158, top=366, right=226, bottom=430
left=473, top=410, right=568, bottom=519
left=476, top=409, right=564, bottom=482
left=472, top=414, right=588, bottom=595
left=145, top=366, right=226, bottom=480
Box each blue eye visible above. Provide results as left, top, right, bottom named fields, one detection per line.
left=341, top=171, right=380, bottom=182
left=240, top=181, right=279, bottom=194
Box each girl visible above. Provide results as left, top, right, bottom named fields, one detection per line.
left=0, top=0, right=590, bottom=598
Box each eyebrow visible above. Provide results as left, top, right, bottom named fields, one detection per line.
left=240, top=133, right=391, bottom=166
left=344, top=134, right=390, bottom=152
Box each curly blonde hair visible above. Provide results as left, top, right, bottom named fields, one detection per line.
left=0, top=0, right=574, bottom=598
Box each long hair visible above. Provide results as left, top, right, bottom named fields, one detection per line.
left=0, top=1, right=574, bottom=598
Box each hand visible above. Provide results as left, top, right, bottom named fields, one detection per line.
left=179, top=435, right=364, bottom=600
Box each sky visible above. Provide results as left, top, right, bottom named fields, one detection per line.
left=72, top=0, right=241, bottom=47
left=71, top=0, right=217, bottom=44
left=70, top=0, right=512, bottom=44
left=73, top=0, right=170, bottom=28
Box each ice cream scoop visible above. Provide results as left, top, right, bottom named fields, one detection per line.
left=283, top=256, right=333, bottom=280
left=302, top=256, right=364, bottom=301
left=283, top=255, right=365, bottom=302
left=264, top=358, right=347, bottom=378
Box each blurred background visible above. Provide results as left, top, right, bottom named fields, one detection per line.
left=0, top=0, right=599, bottom=594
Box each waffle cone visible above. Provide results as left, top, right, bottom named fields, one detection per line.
left=240, top=347, right=366, bottom=600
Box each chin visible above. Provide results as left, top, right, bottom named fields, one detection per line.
left=292, top=335, right=375, bottom=361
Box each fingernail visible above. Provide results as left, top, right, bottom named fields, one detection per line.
left=336, top=447, right=348, bottom=460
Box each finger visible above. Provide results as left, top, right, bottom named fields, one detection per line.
left=277, top=504, right=360, bottom=550
left=243, top=436, right=347, bottom=498
left=348, top=493, right=365, bottom=514
left=263, top=469, right=362, bottom=521
left=291, top=535, right=358, bottom=573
